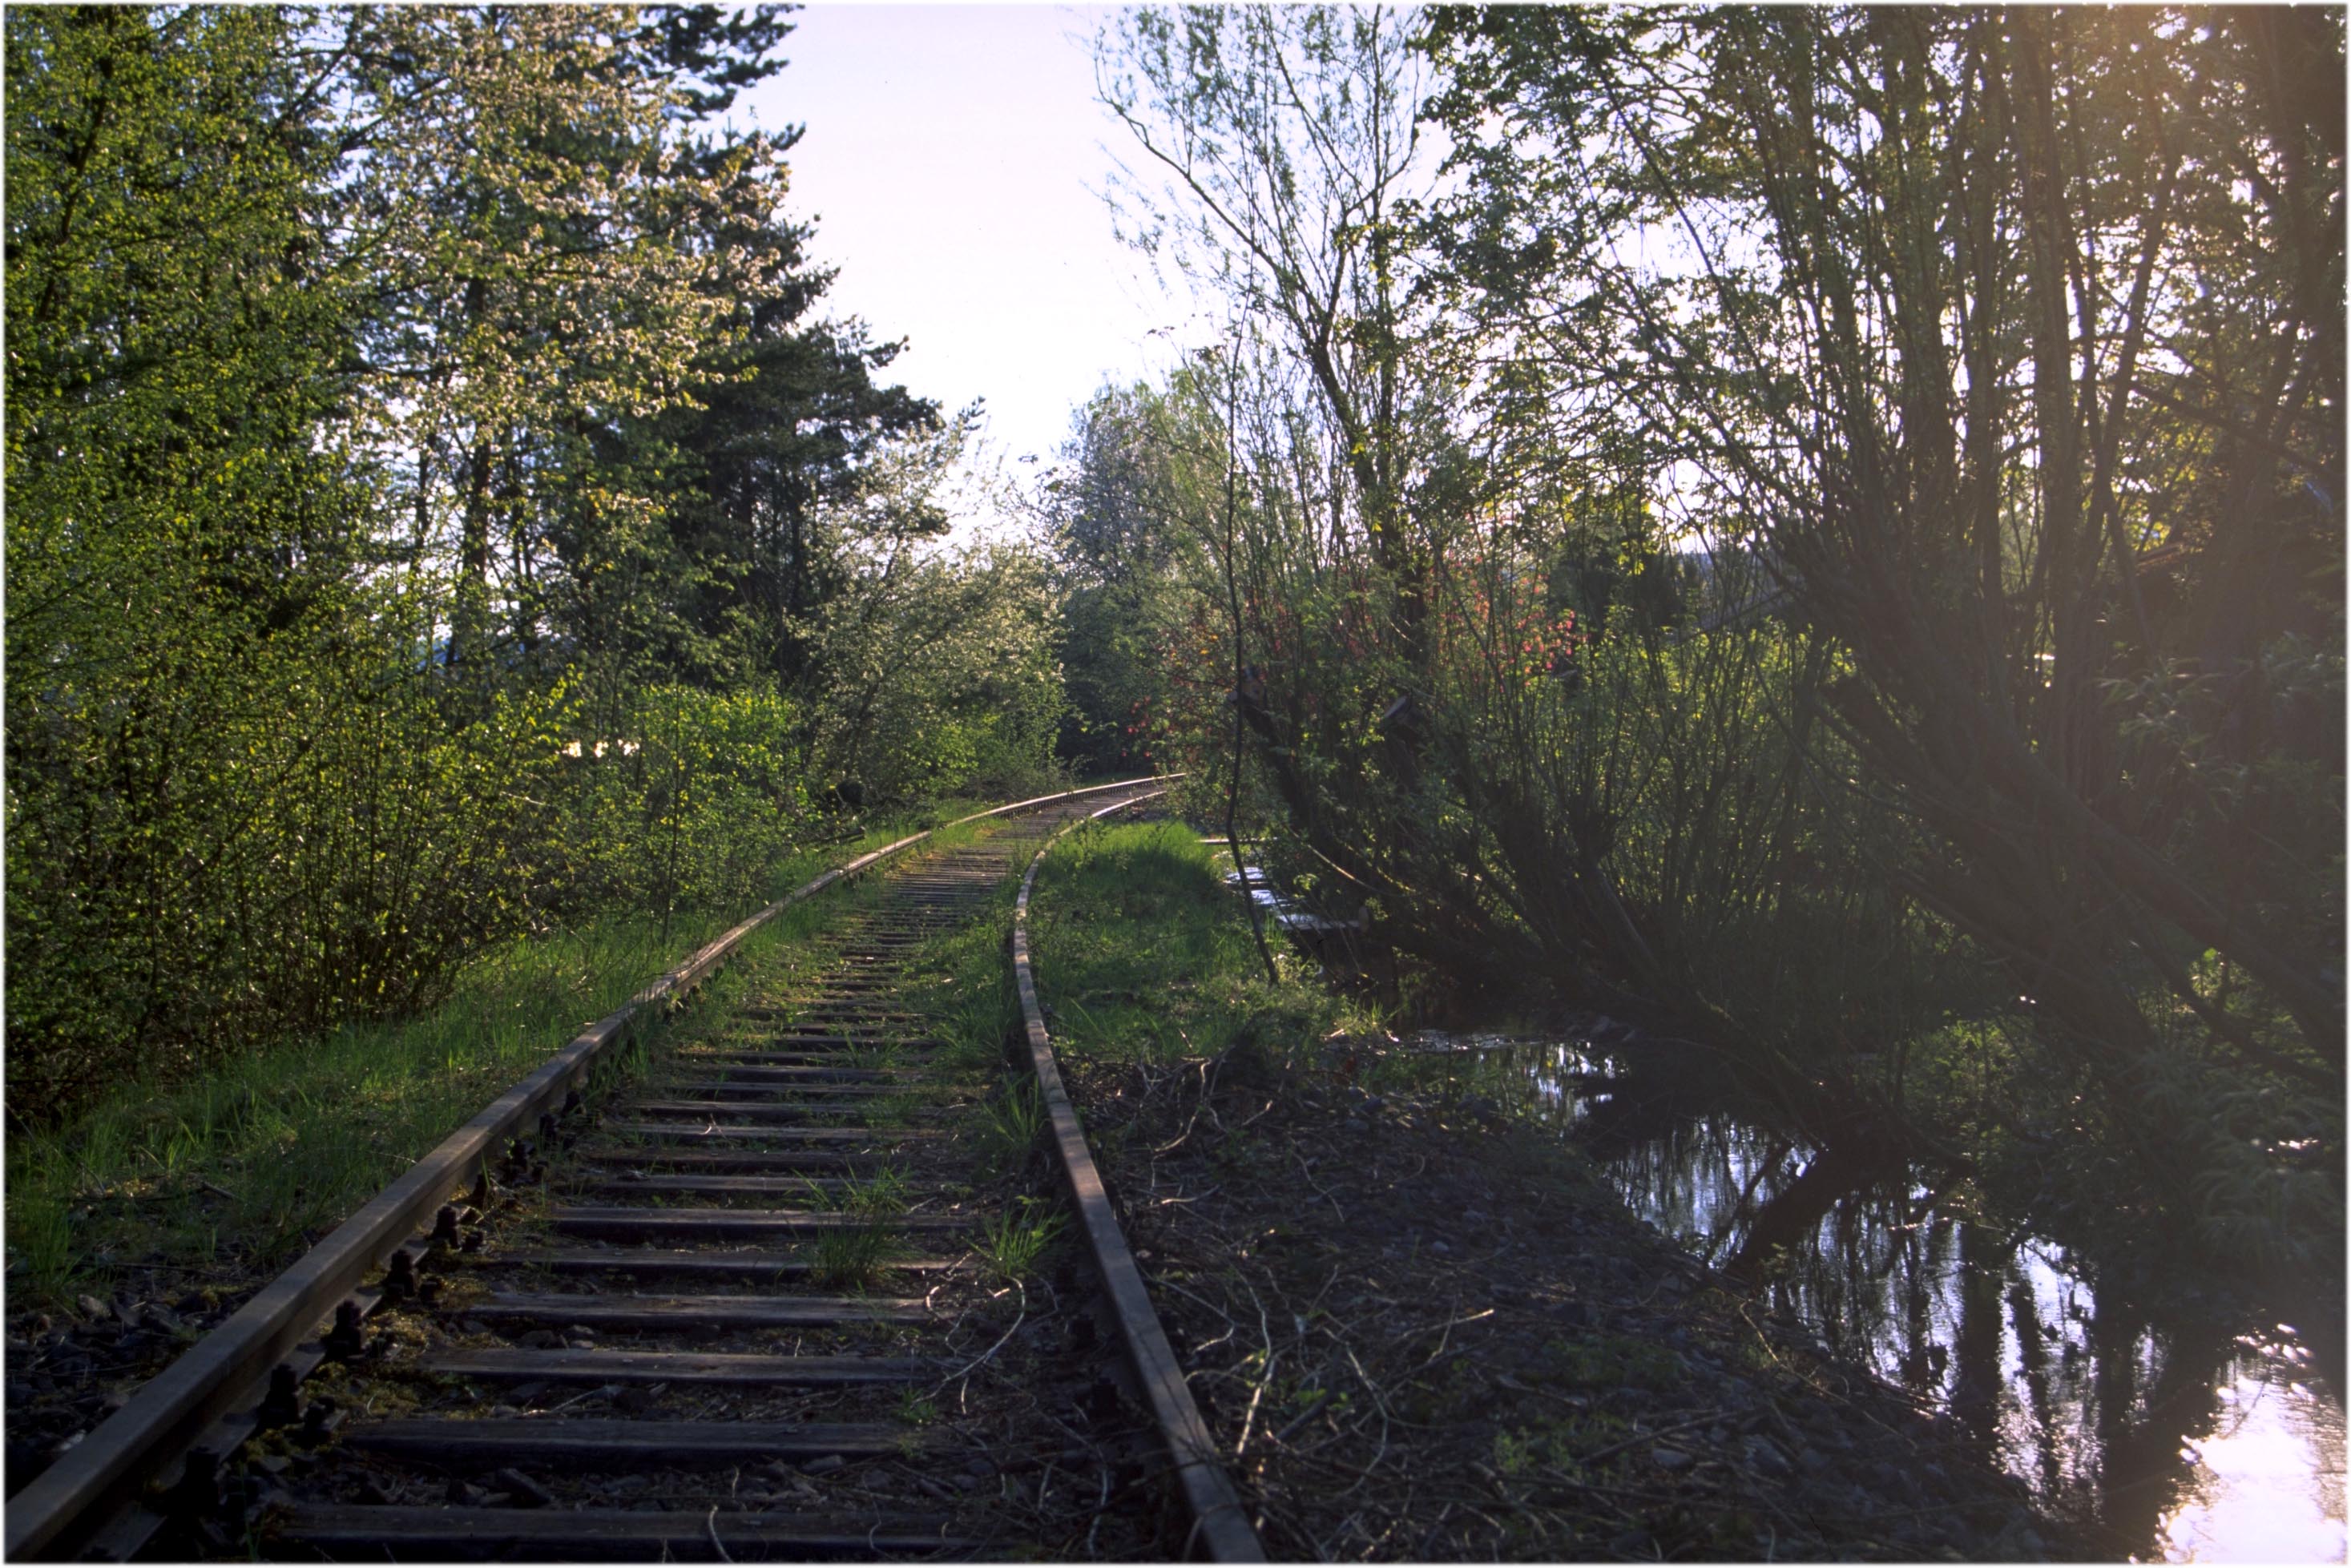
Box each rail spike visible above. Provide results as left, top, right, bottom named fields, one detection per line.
left=321, top=1300, right=366, bottom=1361
left=377, top=1250, right=416, bottom=1307
left=255, top=1365, right=300, bottom=1429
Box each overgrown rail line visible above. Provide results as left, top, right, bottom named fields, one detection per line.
left=10, top=780, right=1260, bottom=1562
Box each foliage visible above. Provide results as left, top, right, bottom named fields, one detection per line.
left=797, top=419, right=1071, bottom=806
left=973, top=1078, right=1050, bottom=1179
left=1043, top=384, right=1217, bottom=774
left=6, top=6, right=526, bottom=1110
left=324, top=6, right=784, bottom=684
left=1082, top=6, right=1946, bottom=1072
left=548, top=686, right=805, bottom=942
left=2, top=6, right=1042, bottom=1124
left=1420, top=4, right=2342, bottom=1218
left=1084, top=4, right=2343, bottom=1283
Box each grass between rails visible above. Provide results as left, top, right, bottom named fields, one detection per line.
left=2, top=800, right=994, bottom=1311
left=876, top=812, right=1163, bottom=1292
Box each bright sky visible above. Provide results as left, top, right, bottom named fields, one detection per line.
left=735, top=4, right=1213, bottom=494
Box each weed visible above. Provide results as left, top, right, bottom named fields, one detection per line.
left=809, top=1164, right=910, bottom=1290
left=811, top=1223, right=895, bottom=1291
left=977, top=1197, right=1065, bottom=1285
left=938, top=1001, right=1014, bottom=1072
left=974, top=1078, right=1048, bottom=1177
left=843, top=1039, right=903, bottom=1073
left=12, top=1195, right=76, bottom=1288
left=841, top=1164, right=911, bottom=1219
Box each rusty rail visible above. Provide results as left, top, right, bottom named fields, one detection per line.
left=1012, top=792, right=1265, bottom=1562
left=6, top=776, right=1168, bottom=1562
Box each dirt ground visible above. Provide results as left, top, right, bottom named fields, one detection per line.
left=1056, top=1030, right=2096, bottom=1561
left=7, top=1268, right=243, bottom=1502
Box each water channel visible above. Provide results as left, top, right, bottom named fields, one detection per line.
left=1225, top=861, right=2343, bottom=1560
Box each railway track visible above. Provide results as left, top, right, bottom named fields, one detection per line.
left=9, top=782, right=1259, bottom=1562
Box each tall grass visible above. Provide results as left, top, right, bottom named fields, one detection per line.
left=1022, top=820, right=1371, bottom=1074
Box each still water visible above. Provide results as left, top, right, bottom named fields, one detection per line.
left=1449, top=1033, right=2345, bottom=1562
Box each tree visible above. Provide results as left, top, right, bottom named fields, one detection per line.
left=1045, top=382, right=1215, bottom=772
left=4, top=7, right=579, bottom=1110
left=3, top=5, right=955, bottom=1121
left=1426, top=5, right=2341, bottom=1264
left=321, top=6, right=782, bottom=686
left=635, top=252, right=940, bottom=694
left=1101, top=6, right=1438, bottom=649
left=796, top=419, right=1068, bottom=804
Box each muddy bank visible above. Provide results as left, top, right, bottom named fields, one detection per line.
left=1059, top=1033, right=2097, bottom=1560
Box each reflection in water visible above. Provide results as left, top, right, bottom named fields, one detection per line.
left=2164, top=1348, right=2348, bottom=1562
left=1224, top=866, right=1359, bottom=937
left=1460, top=1037, right=2346, bottom=1563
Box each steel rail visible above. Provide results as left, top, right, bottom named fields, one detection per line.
left=6, top=776, right=1170, bottom=1562
left=1012, top=792, right=1266, bottom=1563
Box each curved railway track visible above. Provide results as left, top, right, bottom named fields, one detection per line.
left=9, top=781, right=1260, bottom=1562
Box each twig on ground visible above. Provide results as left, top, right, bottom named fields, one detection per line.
left=931, top=1281, right=1024, bottom=1393
left=1085, top=1466, right=1109, bottom=1558
left=1234, top=1346, right=1277, bottom=1458
left=1419, top=1307, right=1493, bottom=1365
